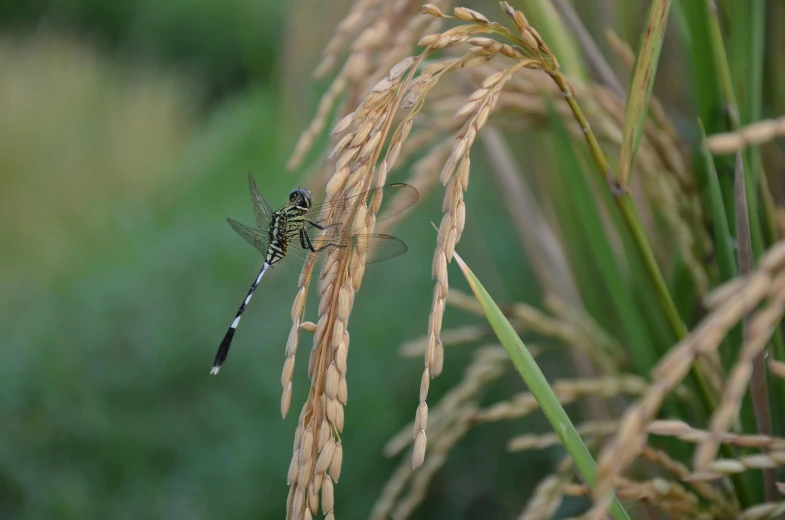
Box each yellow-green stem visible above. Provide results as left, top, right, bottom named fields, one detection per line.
left=547, top=69, right=755, bottom=508
left=547, top=72, right=723, bottom=410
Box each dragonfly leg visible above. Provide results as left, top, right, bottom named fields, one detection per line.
left=306, top=219, right=326, bottom=230
left=301, top=228, right=344, bottom=253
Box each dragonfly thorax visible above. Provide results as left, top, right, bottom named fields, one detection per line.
left=265, top=204, right=310, bottom=266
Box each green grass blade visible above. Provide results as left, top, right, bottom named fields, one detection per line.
left=619, top=0, right=672, bottom=185
left=697, top=121, right=737, bottom=283
left=546, top=106, right=658, bottom=374
left=452, top=251, right=631, bottom=520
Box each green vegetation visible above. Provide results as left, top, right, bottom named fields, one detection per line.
left=2, top=1, right=785, bottom=519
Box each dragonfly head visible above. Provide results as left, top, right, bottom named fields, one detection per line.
left=289, top=187, right=313, bottom=210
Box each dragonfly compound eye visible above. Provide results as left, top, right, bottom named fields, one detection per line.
left=293, top=188, right=312, bottom=209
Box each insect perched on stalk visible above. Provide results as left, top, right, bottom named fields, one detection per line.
left=210, top=172, right=418, bottom=375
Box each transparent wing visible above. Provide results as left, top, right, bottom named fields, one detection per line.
left=351, top=233, right=409, bottom=264
left=279, top=230, right=408, bottom=269
left=247, top=172, right=274, bottom=228
left=227, top=218, right=268, bottom=254
left=304, top=183, right=419, bottom=228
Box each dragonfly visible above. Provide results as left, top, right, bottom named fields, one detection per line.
left=210, top=172, right=419, bottom=375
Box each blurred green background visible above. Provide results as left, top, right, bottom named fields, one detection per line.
left=0, top=1, right=555, bottom=518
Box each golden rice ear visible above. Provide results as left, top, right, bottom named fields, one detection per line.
left=284, top=10, right=430, bottom=517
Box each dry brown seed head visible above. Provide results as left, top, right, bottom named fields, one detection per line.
left=467, top=37, right=496, bottom=48
left=527, top=26, right=544, bottom=45
left=307, top=481, right=319, bottom=515
left=325, top=512, right=335, bottom=520
left=458, top=156, right=471, bottom=188
left=454, top=7, right=489, bottom=23
left=439, top=156, right=460, bottom=185
left=286, top=325, right=300, bottom=357
left=412, top=429, right=427, bottom=468
left=420, top=367, right=431, bottom=402
left=291, top=287, right=307, bottom=321
left=336, top=146, right=360, bottom=170
left=282, top=355, right=296, bottom=388
left=338, top=376, right=348, bottom=404
left=435, top=33, right=459, bottom=49
left=300, top=429, right=314, bottom=463
left=349, top=121, right=373, bottom=147
left=455, top=200, right=466, bottom=234
left=318, top=287, right=333, bottom=316
left=285, top=487, right=294, bottom=514
left=500, top=44, right=521, bottom=59
left=303, top=507, right=312, bottom=520
left=307, top=345, right=318, bottom=379
left=513, top=10, right=529, bottom=29
left=520, top=29, right=538, bottom=52
left=443, top=226, right=457, bottom=264
left=353, top=204, right=369, bottom=235
left=321, top=250, right=340, bottom=279
left=359, top=131, right=383, bottom=159
left=415, top=402, right=429, bottom=433
left=322, top=476, right=335, bottom=513
left=430, top=298, right=445, bottom=334
left=315, top=438, right=336, bottom=474
left=317, top=419, right=330, bottom=451
left=455, top=99, right=480, bottom=119
left=462, top=54, right=495, bottom=69
left=370, top=77, right=395, bottom=93
left=288, top=451, right=300, bottom=485
left=300, top=321, right=316, bottom=333
left=468, top=87, right=489, bottom=103
left=388, top=56, right=416, bottom=81
left=326, top=363, right=340, bottom=399
left=329, top=443, right=343, bottom=482
left=329, top=133, right=354, bottom=159
left=335, top=402, right=345, bottom=432
left=449, top=34, right=470, bottom=47
left=475, top=104, right=491, bottom=132
left=314, top=313, right=328, bottom=346
left=387, top=139, right=404, bottom=170
left=402, top=82, right=426, bottom=109
left=396, top=116, right=414, bottom=145
left=482, top=70, right=506, bottom=88
left=297, top=458, right=314, bottom=489
left=337, top=285, right=353, bottom=320
left=293, top=424, right=304, bottom=453
left=435, top=252, right=448, bottom=291
left=282, top=381, right=293, bottom=418
left=331, top=111, right=355, bottom=135
left=363, top=212, right=376, bottom=234
left=432, top=244, right=445, bottom=278
left=418, top=33, right=441, bottom=47
left=431, top=338, right=445, bottom=377
left=326, top=396, right=338, bottom=424
left=421, top=4, right=445, bottom=17
left=325, top=168, right=348, bottom=198
left=292, top=487, right=305, bottom=520
left=335, top=341, right=348, bottom=374
left=332, top=319, right=346, bottom=348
